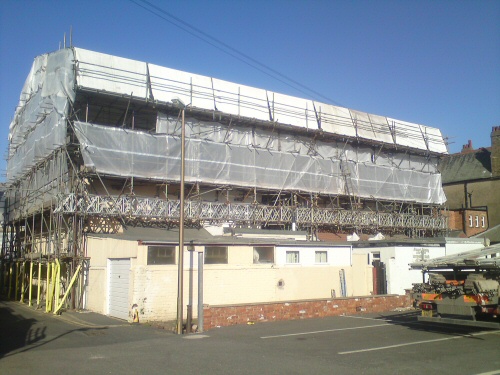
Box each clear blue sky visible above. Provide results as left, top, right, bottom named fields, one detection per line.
left=1, top=0, right=499, bottom=181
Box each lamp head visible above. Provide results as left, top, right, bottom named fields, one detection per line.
left=171, top=97, right=186, bottom=109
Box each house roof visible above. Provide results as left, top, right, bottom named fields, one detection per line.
left=88, top=226, right=213, bottom=243
left=87, top=226, right=343, bottom=247
left=439, top=148, right=492, bottom=184
left=472, top=223, right=500, bottom=244
left=88, top=226, right=488, bottom=249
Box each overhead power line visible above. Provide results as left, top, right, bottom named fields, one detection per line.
left=129, top=0, right=342, bottom=106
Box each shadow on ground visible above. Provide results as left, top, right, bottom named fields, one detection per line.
left=0, top=299, right=108, bottom=359
left=368, top=310, right=497, bottom=338
left=0, top=300, right=43, bottom=359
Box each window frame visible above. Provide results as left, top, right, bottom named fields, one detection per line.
left=253, top=246, right=275, bottom=264
left=315, top=250, right=328, bottom=264
left=147, top=245, right=176, bottom=265
left=204, top=246, right=228, bottom=264
left=285, top=250, right=300, bottom=264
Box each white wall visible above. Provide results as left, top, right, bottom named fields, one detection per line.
left=276, top=246, right=351, bottom=266
left=353, top=238, right=486, bottom=295
left=444, top=238, right=484, bottom=255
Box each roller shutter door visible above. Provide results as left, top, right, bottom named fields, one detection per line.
left=108, top=258, right=130, bottom=320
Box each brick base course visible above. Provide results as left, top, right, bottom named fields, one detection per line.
left=203, top=294, right=411, bottom=330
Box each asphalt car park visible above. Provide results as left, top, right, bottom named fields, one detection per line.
left=1, top=300, right=499, bottom=375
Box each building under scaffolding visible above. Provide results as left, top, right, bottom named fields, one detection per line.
left=1, top=47, right=448, bottom=315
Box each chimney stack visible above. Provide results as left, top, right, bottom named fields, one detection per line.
left=492, top=126, right=500, bottom=178
left=461, top=139, right=474, bottom=153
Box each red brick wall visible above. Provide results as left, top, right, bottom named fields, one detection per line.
left=463, top=209, right=488, bottom=237
left=203, top=295, right=411, bottom=330
left=444, top=210, right=463, bottom=231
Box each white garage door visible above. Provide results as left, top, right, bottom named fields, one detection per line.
left=108, top=258, right=130, bottom=320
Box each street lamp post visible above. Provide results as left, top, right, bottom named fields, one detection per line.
left=173, top=98, right=186, bottom=335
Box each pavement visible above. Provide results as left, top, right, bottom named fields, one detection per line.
left=50, top=307, right=132, bottom=328
left=1, top=298, right=500, bottom=375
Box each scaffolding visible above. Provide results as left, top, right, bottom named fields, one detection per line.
left=1, top=47, right=449, bottom=311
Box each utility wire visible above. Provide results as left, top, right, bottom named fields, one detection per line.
left=129, top=0, right=342, bottom=106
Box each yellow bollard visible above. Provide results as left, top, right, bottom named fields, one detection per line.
left=19, top=262, right=26, bottom=303
left=50, top=262, right=57, bottom=312
left=29, top=262, right=34, bottom=307
left=37, top=262, right=42, bottom=307
left=45, top=262, right=51, bottom=313
left=20, top=262, right=26, bottom=303
left=54, top=260, right=61, bottom=310
left=8, top=263, right=13, bottom=300
left=3, top=263, right=7, bottom=289
left=15, top=262, right=20, bottom=302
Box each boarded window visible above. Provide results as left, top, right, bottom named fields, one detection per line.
left=286, top=251, right=299, bottom=264
left=148, top=246, right=175, bottom=265
left=253, top=246, right=274, bottom=264
left=205, top=246, right=228, bottom=264
left=315, top=251, right=327, bottom=263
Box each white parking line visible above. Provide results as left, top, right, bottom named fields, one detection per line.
left=341, top=315, right=384, bottom=321
left=261, top=323, right=391, bottom=339
left=338, top=330, right=500, bottom=355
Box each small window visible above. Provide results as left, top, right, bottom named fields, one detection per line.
left=205, top=246, right=228, bottom=264
left=468, top=215, right=473, bottom=227
left=286, top=251, right=300, bottom=264
left=481, top=216, right=485, bottom=228
left=475, top=215, right=479, bottom=228
left=315, top=251, right=328, bottom=263
left=148, top=246, right=175, bottom=265
left=253, top=246, right=274, bottom=264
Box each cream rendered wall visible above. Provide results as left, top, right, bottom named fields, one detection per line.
left=85, top=236, right=139, bottom=316
left=129, top=244, right=373, bottom=322
left=351, top=253, right=373, bottom=296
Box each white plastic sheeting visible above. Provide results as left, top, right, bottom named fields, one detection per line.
left=156, top=113, right=440, bottom=173
left=74, top=120, right=446, bottom=204
left=6, top=47, right=447, bottom=205
left=7, top=49, right=74, bottom=182
left=74, top=48, right=448, bottom=154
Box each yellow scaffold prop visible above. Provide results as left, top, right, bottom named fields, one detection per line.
left=53, top=263, right=82, bottom=315
left=3, top=259, right=83, bottom=315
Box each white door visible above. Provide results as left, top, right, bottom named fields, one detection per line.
left=108, top=258, right=130, bottom=320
